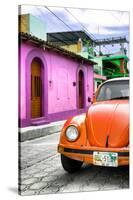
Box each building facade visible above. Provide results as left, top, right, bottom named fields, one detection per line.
left=19, top=33, right=94, bottom=127
left=47, top=31, right=129, bottom=92
left=102, top=55, right=129, bottom=79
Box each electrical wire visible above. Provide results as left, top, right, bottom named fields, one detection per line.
left=34, top=6, right=127, bottom=55
left=44, top=6, right=82, bottom=39
left=37, top=6, right=95, bottom=47
left=64, top=8, right=96, bottom=40
left=64, top=8, right=110, bottom=53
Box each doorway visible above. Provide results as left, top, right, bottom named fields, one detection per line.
left=31, top=58, right=42, bottom=118
left=78, top=70, right=84, bottom=109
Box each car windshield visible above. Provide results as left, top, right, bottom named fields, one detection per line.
left=96, top=80, right=129, bottom=102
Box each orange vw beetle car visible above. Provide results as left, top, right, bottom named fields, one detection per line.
left=58, top=77, right=129, bottom=173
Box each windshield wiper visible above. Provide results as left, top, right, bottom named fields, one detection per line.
left=110, top=96, right=129, bottom=100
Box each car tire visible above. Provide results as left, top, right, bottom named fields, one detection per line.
left=61, top=154, right=83, bottom=173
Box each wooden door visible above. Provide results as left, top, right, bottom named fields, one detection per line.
left=78, top=70, right=84, bottom=109
left=31, top=58, right=42, bottom=118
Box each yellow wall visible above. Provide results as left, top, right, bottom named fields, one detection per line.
left=19, top=14, right=29, bottom=33
left=61, top=44, right=78, bottom=53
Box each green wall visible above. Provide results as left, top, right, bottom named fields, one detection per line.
left=29, top=15, right=46, bottom=41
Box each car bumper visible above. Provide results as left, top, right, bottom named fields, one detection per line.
left=58, top=144, right=129, bottom=166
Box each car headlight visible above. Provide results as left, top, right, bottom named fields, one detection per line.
left=65, top=126, right=79, bottom=142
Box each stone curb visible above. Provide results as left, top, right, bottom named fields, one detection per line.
left=19, top=121, right=65, bottom=142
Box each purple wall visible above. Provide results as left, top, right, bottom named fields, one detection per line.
left=19, top=42, right=94, bottom=127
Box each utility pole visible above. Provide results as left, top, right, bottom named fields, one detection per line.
left=94, top=36, right=128, bottom=55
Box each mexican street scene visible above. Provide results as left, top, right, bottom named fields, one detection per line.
left=18, top=5, right=129, bottom=196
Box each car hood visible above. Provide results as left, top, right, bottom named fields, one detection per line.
left=86, top=100, right=129, bottom=148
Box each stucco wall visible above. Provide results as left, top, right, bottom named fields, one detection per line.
left=19, top=44, right=27, bottom=119
left=47, top=52, right=77, bottom=113
left=19, top=42, right=94, bottom=126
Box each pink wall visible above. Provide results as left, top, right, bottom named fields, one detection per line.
left=44, top=51, right=93, bottom=114
left=47, top=52, right=78, bottom=113
left=19, top=42, right=94, bottom=126
left=19, top=45, right=27, bottom=119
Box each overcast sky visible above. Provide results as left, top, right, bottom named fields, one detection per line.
left=20, top=5, right=129, bottom=55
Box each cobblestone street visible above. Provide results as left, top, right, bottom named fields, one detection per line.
left=19, top=132, right=129, bottom=196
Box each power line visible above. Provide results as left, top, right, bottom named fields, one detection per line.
left=45, top=6, right=74, bottom=32
left=38, top=6, right=99, bottom=49
left=64, top=8, right=96, bottom=40
left=35, top=6, right=124, bottom=55
left=44, top=6, right=82, bottom=40
left=110, top=11, right=123, bottom=24
left=65, top=8, right=125, bottom=53
left=37, top=6, right=86, bottom=46
left=36, top=7, right=69, bottom=33
left=64, top=8, right=110, bottom=53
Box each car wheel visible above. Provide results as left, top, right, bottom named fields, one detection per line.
left=61, top=154, right=83, bottom=173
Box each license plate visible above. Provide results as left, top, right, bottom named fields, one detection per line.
left=93, top=151, right=118, bottom=167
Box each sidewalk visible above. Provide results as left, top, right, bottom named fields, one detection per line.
left=19, top=120, right=66, bottom=142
